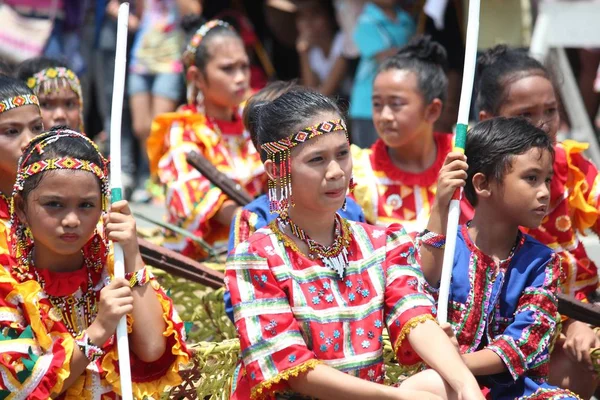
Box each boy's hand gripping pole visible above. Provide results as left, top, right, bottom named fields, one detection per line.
left=109, top=3, right=133, bottom=399
left=437, top=0, right=481, bottom=325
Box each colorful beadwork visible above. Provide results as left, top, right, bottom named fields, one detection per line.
left=0, top=94, right=39, bottom=114
left=26, top=67, right=83, bottom=131
left=125, top=267, right=152, bottom=288
left=417, top=229, right=446, bottom=249
left=37, top=266, right=98, bottom=336
left=75, top=330, right=105, bottom=363
left=183, top=20, right=232, bottom=70
left=261, top=119, right=348, bottom=215
left=286, top=213, right=352, bottom=279
left=10, top=129, right=110, bottom=280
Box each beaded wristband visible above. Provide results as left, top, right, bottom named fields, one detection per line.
left=75, top=331, right=105, bottom=363
left=418, top=229, right=446, bottom=249
left=125, top=267, right=151, bottom=288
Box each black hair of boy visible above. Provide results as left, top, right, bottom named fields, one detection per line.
left=464, top=117, right=555, bottom=207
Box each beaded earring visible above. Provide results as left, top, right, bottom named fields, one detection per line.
left=262, top=119, right=348, bottom=219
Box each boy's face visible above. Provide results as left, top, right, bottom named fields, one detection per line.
left=489, top=147, right=553, bottom=229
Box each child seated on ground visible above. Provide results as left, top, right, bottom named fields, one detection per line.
left=420, top=117, right=578, bottom=399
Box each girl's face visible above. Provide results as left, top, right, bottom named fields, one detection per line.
left=17, top=170, right=102, bottom=259
left=38, top=85, right=81, bottom=131
left=0, top=105, right=44, bottom=185
left=282, top=112, right=352, bottom=216
left=372, top=69, right=441, bottom=149
left=484, top=75, right=559, bottom=142
left=195, top=36, right=250, bottom=110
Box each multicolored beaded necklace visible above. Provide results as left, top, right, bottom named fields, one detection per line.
left=284, top=214, right=352, bottom=279
left=31, top=253, right=99, bottom=337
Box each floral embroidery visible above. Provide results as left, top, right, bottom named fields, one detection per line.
left=356, top=328, right=365, bottom=336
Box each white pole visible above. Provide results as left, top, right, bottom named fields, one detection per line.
left=109, top=3, right=133, bottom=399
left=437, top=0, right=481, bottom=324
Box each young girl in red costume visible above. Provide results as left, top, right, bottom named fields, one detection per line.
left=226, top=88, right=483, bottom=400
left=351, top=36, right=471, bottom=232
left=0, top=75, right=44, bottom=255
left=148, top=19, right=264, bottom=259
left=475, top=45, right=600, bottom=399
left=0, top=128, right=189, bottom=398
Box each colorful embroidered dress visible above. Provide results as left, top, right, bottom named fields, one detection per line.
left=226, top=221, right=437, bottom=400
left=0, top=193, right=9, bottom=256
left=148, top=105, right=265, bottom=259
left=526, top=141, right=600, bottom=302
left=351, top=133, right=473, bottom=231
left=0, top=248, right=190, bottom=399
left=445, top=225, right=576, bottom=399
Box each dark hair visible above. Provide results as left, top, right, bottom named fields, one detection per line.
left=464, top=117, right=554, bottom=207
left=187, top=20, right=243, bottom=73
left=19, top=126, right=105, bottom=201
left=15, top=56, right=70, bottom=82
left=296, top=0, right=339, bottom=31
left=476, top=45, right=552, bottom=115
left=244, top=80, right=300, bottom=149
left=0, top=58, right=14, bottom=76
left=255, top=88, right=344, bottom=162
left=377, top=35, right=448, bottom=104
left=0, top=74, right=36, bottom=102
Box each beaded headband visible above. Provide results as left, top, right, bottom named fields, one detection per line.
left=261, top=119, right=348, bottom=216
left=26, top=67, right=84, bottom=131
left=183, top=20, right=232, bottom=71
left=0, top=94, right=39, bottom=114
left=10, top=129, right=110, bottom=279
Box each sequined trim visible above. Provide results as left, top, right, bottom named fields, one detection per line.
left=250, top=359, right=322, bottom=400
left=393, top=314, right=436, bottom=354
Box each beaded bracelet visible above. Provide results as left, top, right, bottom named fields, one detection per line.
left=125, top=267, right=151, bottom=288
left=418, top=229, right=446, bottom=249
left=75, top=331, right=105, bottom=363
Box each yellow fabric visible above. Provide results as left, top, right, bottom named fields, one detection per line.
left=0, top=267, right=74, bottom=397
left=351, top=145, right=378, bottom=224
left=147, top=110, right=207, bottom=177
left=100, top=254, right=191, bottom=398
left=561, top=140, right=600, bottom=233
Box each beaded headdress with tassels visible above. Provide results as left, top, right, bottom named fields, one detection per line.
left=10, top=128, right=110, bottom=281
left=26, top=67, right=84, bottom=132
left=261, top=119, right=348, bottom=218
left=183, top=19, right=233, bottom=106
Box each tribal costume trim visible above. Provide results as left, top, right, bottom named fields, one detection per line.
left=261, top=119, right=348, bottom=216
left=26, top=67, right=84, bottom=132
left=0, top=94, right=39, bottom=114
left=10, top=129, right=110, bottom=281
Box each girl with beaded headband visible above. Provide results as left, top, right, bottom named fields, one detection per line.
left=16, top=57, right=85, bottom=133
left=0, top=75, right=44, bottom=256
left=225, top=88, right=483, bottom=400
left=148, top=18, right=265, bottom=260
left=0, top=127, right=189, bottom=398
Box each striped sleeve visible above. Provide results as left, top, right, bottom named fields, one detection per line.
left=225, top=236, right=319, bottom=400
left=383, top=225, right=437, bottom=366
left=487, top=253, right=562, bottom=381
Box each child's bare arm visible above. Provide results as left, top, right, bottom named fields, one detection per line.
left=288, top=364, right=440, bottom=400
left=105, top=200, right=167, bottom=362
left=420, top=152, right=467, bottom=287
left=462, top=349, right=507, bottom=376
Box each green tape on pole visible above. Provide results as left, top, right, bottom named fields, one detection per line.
left=111, top=188, right=123, bottom=203
left=455, top=123, right=468, bottom=151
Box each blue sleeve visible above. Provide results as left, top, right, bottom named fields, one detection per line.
left=353, top=18, right=391, bottom=58
left=224, top=289, right=234, bottom=323
left=340, top=197, right=366, bottom=222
